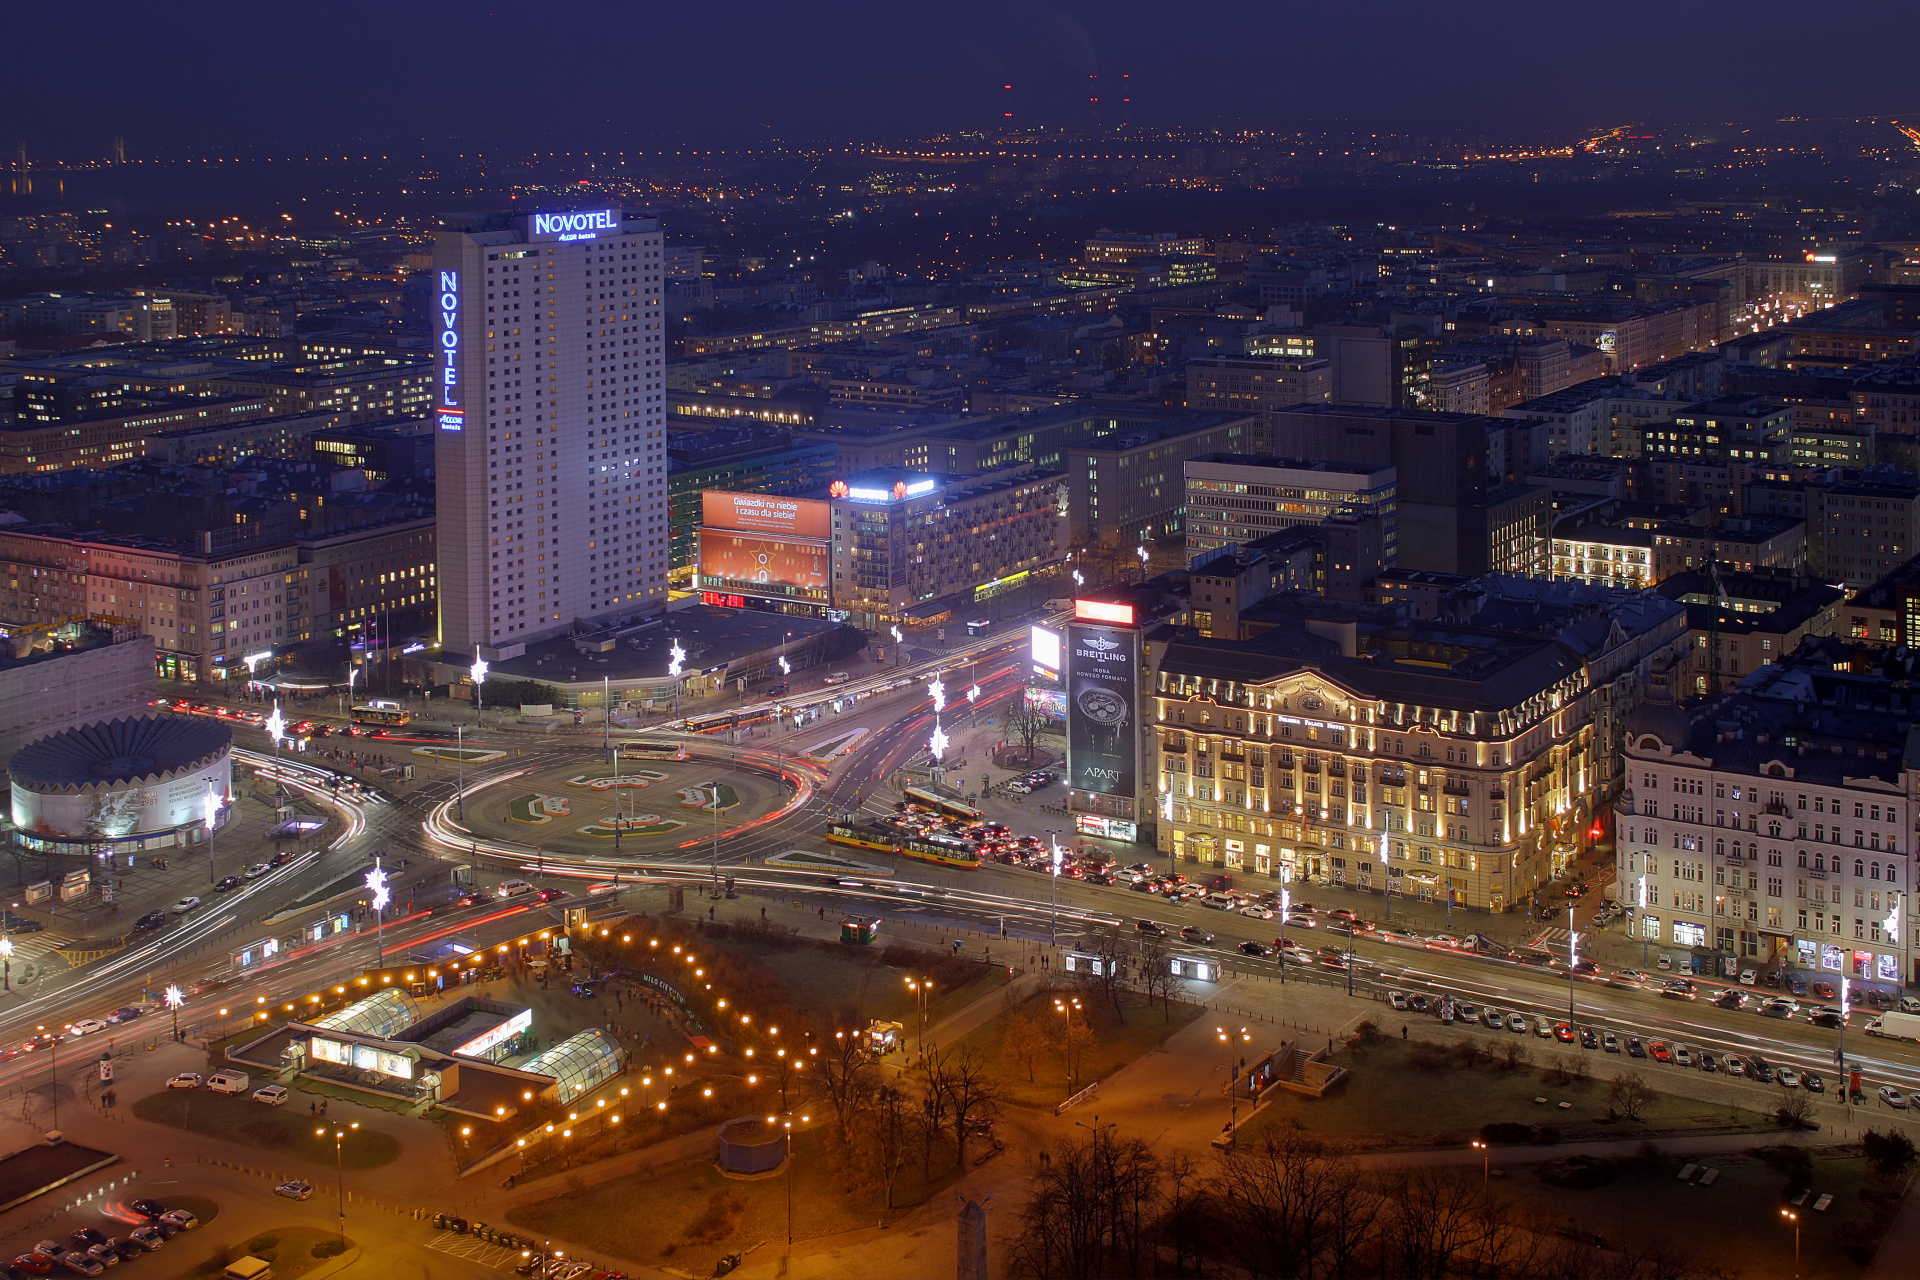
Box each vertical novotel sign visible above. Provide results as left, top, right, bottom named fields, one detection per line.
left=437, top=270, right=461, bottom=431
left=529, top=208, right=619, bottom=242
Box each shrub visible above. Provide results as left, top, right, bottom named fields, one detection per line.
left=312, top=1239, right=348, bottom=1259
left=1480, top=1122, right=1533, bottom=1145
left=1406, top=1041, right=1453, bottom=1072
left=1530, top=1124, right=1562, bottom=1145
left=1864, top=1127, right=1917, bottom=1180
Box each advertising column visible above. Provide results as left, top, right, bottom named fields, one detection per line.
left=1066, top=601, right=1140, bottom=843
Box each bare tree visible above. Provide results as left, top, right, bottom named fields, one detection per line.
left=940, top=1045, right=1003, bottom=1169
left=1005, top=686, right=1050, bottom=765
left=810, top=1024, right=877, bottom=1143
left=1197, top=1129, right=1366, bottom=1280
left=1376, top=1166, right=1492, bottom=1280
left=1608, top=1070, right=1653, bottom=1122
left=866, top=1082, right=914, bottom=1211
left=1135, top=939, right=1190, bottom=1022
left=1008, top=1128, right=1164, bottom=1280
left=1087, top=930, right=1130, bottom=1020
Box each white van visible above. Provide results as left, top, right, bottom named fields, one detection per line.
left=1201, top=892, right=1236, bottom=911
left=496, top=879, right=535, bottom=899
left=822, top=672, right=853, bottom=685
left=207, top=1070, right=249, bottom=1095
left=1044, top=598, right=1075, bottom=612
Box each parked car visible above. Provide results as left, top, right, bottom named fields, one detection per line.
left=1482, top=1008, right=1505, bottom=1029
left=1579, top=1026, right=1599, bottom=1050
left=1624, top=1037, right=1646, bottom=1058
left=1388, top=991, right=1410, bottom=1011
left=274, top=1180, right=314, bottom=1200
left=1777, top=1068, right=1801, bottom=1089
left=243, top=862, right=271, bottom=879
left=165, top=1074, right=201, bottom=1090
left=123, top=1230, right=163, bottom=1253
left=157, top=1211, right=197, bottom=1231
left=1738, top=969, right=1757, bottom=986
left=1802, top=1071, right=1826, bottom=1093
left=1880, top=1086, right=1910, bottom=1109
left=1602, top=1031, right=1620, bottom=1053
left=128, top=1201, right=166, bottom=1220
left=1673, top=1045, right=1694, bottom=1067
left=1698, top=1051, right=1718, bottom=1073
left=1552, top=1022, right=1575, bottom=1043
left=1506, top=1013, right=1528, bottom=1033
left=1750, top=1060, right=1777, bottom=1084
left=169, top=896, right=201, bottom=914
left=1723, top=1055, right=1747, bottom=1077
left=252, top=1085, right=290, bottom=1106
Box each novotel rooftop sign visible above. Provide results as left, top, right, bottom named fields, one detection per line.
left=528, top=208, right=621, bottom=242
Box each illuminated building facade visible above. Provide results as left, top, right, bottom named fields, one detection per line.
left=432, top=208, right=667, bottom=653
left=1153, top=620, right=1597, bottom=910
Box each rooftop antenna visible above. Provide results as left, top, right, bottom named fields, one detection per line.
left=1121, top=74, right=1132, bottom=130
left=1003, top=83, right=1014, bottom=125
left=1088, top=74, right=1100, bottom=131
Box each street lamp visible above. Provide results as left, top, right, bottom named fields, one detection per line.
left=470, top=650, right=489, bottom=726
left=317, top=1122, right=360, bottom=1245
left=343, top=664, right=358, bottom=719
left=905, top=977, right=933, bottom=1058
left=890, top=625, right=903, bottom=668
left=1054, top=997, right=1083, bottom=1096
left=1566, top=899, right=1579, bottom=1030
left=1217, top=1025, right=1251, bottom=1137
left=1278, top=886, right=1291, bottom=986
left=1471, top=1138, right=1489, bottom=1183
left=164, top=985, right=185, bottom=1041
left=1638, top=873, right=1651, bottom=969
left=1780, top=1207, right=1800, bottom=1279
left=0, top=937, right=11, bottom=993
left=455, top=723, right=467, bottom=821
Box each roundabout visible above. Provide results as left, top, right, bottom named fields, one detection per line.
left=429, top=741, right=820, bottom=868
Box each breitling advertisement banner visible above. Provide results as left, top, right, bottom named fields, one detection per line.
left=1066, top=622, right=1138, bottom=798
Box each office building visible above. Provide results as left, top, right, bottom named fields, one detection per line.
left=667, top=427, right=838, bottom=589
left=432, top=208, right=668, bottom=654
left=1182, top=454, right=1398, bottom=563
left=1185, top=354, right=1333, bottom=446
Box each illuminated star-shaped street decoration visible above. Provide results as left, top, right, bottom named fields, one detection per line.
left=470, top=652, right=489, bottom=687
left=890, top=625, right=903, bottom=645
left=163, top=984, right=185, bottom=1010
left=1160, top=789, right=1174, bottom=821
left=263, top=703, right=285, bottom=745
left=667, top=640, right=686, bottom=678
left=1072, top=570, right=1084, bottom=589
left=203, top=783, right=220, bottom=828
left=968, top=684, right=980, bottom=704
left=928, top=723, right=949, bottom=761
left=927, top=677, right=946, bottom=714
left=778, top=655, right=791, bottom=674
left=1136, top=544, right=1149, bottom=565
left=1886, top=897, right=1901, bottom=945
left=365, top=863, right=391, bottom=913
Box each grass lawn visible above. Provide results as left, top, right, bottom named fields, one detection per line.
left=505, top=1126, right=953, bottom=1274
left=133, top=1090, right=403, bottom=1168
left=693, top=927, right=1005, bottom=1027
left=1496, top=1148, right=1893, bottom=1279
left=171, top=1228, right=351, bottom=1280
left=949, top=989, right=1207, bottom=1110
left=1236, top=1036, right=1776, bottom=1149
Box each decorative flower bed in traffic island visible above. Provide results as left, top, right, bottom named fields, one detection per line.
left=507, top=794, right=571, bottom=824
left=577, top=813, right=686, bottom=837
left=677, top=784, right=739, bottom=812
left=565, top=770, right=669, bottom=790
left=411, top=745, right=507, bottom=763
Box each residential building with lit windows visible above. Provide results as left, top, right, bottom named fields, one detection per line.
left=1186, top=354, right=1333, bottom=441
left=1649, top=515, right=1804, bottom=581
left=1151, top=608, right=1598, bottom=911
left=1618, top=657, right=1915, bottom=988
left=431, top=208, right=668, bottom=656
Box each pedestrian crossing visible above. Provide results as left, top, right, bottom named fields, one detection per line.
left=1533, top=926, right=1573, bottom=948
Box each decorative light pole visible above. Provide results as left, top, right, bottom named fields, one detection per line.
left=1278, top=885, right=1291, bottom=985
left=455, top=723, right=467, bottom=821
left=708, top=780, right=724, bottom=894
left=1048, top=830, right=1062, bottom=944
left=343, top=664, right=358, bottom=719
left=1638, top=873, right=1651, bottom=969
left=263, top=701, right=287, bottom=814
left=890, top=625, right=903, bottom=668
left=470, top=650, right=489, bottom=726
left=1135, top=544, right=1149, bottom=582
left=164, top=984, right=185, bottom=1041
left=926, top=674, right=947, bottom=785
left=366, top=858, right=391, bottom=967
left=0, top=937, right=12, bottom=993
left=1566, top=900, right=1579, bottom=1029
left=204, top=781, right=221, bottom=884
left=667, top=640, right=686, bottom=721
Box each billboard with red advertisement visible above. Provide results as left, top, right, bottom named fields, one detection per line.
left=702, top=491, right=831, bottom=540
left=698, top=530, right=829, bottom=601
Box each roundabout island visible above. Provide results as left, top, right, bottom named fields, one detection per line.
left=432, top=740, right=818, bottom=866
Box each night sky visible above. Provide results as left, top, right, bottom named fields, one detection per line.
left=9, top=0, right=1920, bottom=156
